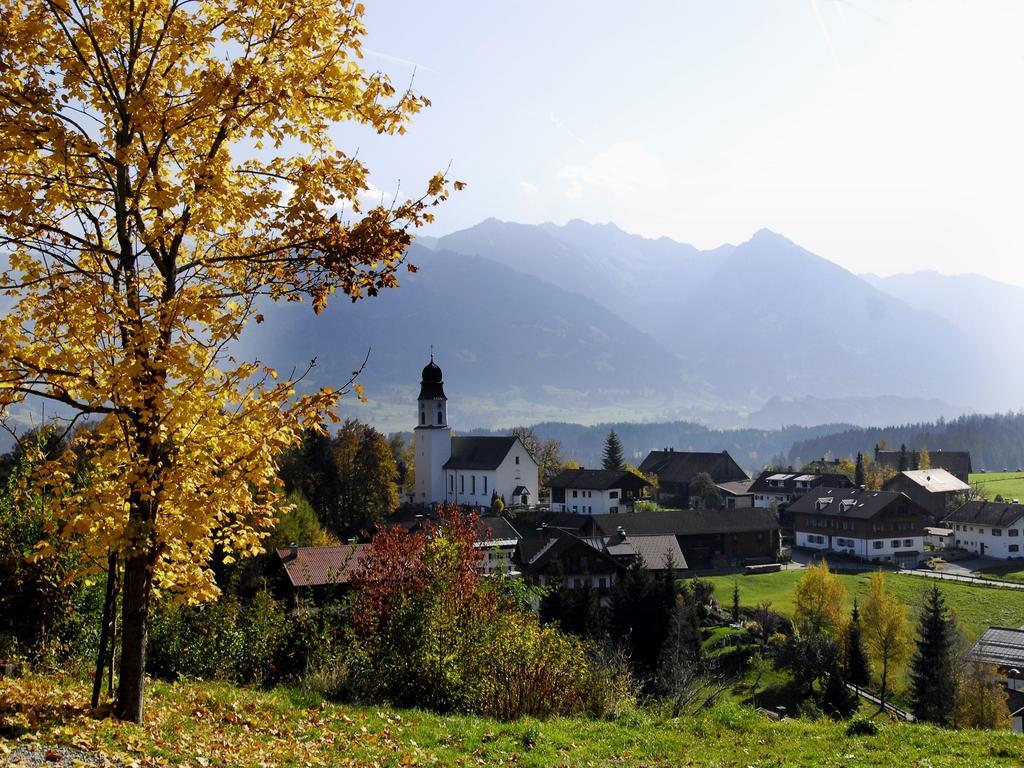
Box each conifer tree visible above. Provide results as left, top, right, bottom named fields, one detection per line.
left=732, top=580, right=741, bottom=624
left=844, top=599, right=871, bottom=689
left=602, top=430, right=626, bottom=471
left=854, top=452, right=866, bottom=487
left=898, top=443, right=910, bottom=471
left=910, top=586, right=958, bottom=725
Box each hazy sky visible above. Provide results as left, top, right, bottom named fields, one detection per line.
left=333, top=1, right=1024, bottom=286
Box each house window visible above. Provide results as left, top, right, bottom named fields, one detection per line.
left=979, top=529, right=985, bottom=534
left=484, top=476, right=488, bottom=495
left=572, top=490, right=578, bottom=498
left=956, top=525, right=961, bottom=531
left=903, top=539, right=913, bottom=547
left=471, top=475, right=476, bottom=495
left=873, top=541, right=884, bottom=550
left=572, top=505, right=577, bottom=513
left=1011, top=545, right=1020, bottom=553
left=1010, top=530, right=1020, bottom=537
left=460, top=475, right=464, bottom=494
left=610, top=491, right=619, bottom=499
left=449, top=474, right=454, bottom=492
left=993, top=529, right=1002, bottom=536
left=891, top=540, right=900, bottom=548
left=515, top=456, right=520, bottom=465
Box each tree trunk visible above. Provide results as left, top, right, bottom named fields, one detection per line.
left=91, top=553, right=118, bottom=709
left=114, top=548, right=154, bottom=723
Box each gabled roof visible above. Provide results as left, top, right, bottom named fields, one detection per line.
left=620, top=534, right=688, bottom=570
left=476, top=515, right=522, bottom=542
left=444, top=435, right=520, bottom=470
left=788, top=487, right=921, bottom=520
left=589, top=508, right=780, bottom=537
left=522, top=532, right=623, bottom=573
left=748, top=470, right=854, bottom=494
left=966, top=627, right=1024, bottom=668
left=547, top=468, right=651, bottom=491
left=276, top=544, right=368, bottom=588
left=944, top=500, right=1024, bottom=529
left=885, top=468, right=970, bottom=494
left=639, top=450, right=749, bottom=484
left=876, top=450, right=972, bottom=477
left=717, top=480, right=754, bottom=497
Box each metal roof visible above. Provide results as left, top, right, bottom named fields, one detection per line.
left=276, top=544, right=368, bottom=588
left=967, top=627, right=1024, bottom=668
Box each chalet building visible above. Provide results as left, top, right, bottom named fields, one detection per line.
left=789, top=487, right=928, bottom=568
left=275, top=543, right=369, bottom=606
left=874, top=447, right=972, bottom=484
left=476, top=514, right=523, bottom=576
left=519, top=531, right=627, bottom=601
left=965, top=627, right=1024, bottom=732
left=748, top=470, right=855, bottom=509
left=717, top=479, right=754, bottom=508
left=944, top=500, right=1024, bottom=559
left=547, top=468, right=651, bottom=514
left=638, top=449, right=749, bottom=508
left=883, top=468, right=969, bottom=521
left=413, top=356, right=539, bottom=507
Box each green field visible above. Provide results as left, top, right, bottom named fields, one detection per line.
left=706, top=569, right=1024, bottom=640
left=969, top=472, right=1024, bottom=502
left=4, top=673, right=1023, bottom=768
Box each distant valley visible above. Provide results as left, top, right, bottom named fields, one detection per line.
left=239, top=218, right=1020, bottom=433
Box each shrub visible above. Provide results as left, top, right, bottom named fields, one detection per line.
left=846, top=717, right=879, bottom=736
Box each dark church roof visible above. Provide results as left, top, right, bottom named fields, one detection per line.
left=639, top=450, right=749, bottom=484
left=417, top=358, right=446, bottom=400
left=443, top=436, right=518, bottom=470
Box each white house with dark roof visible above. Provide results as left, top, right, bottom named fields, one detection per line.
left=413, top=356, right=538, bottom=507
left=789, top=487, right=928, bottom=567
left=547, top=468, right=651, bottom=514
left=944, top=500, right=1024, bottom=559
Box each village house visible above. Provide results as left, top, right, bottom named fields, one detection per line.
left=547, top=467, right=651, bottom=514
left=883, top=468, right=969, bottom=522
left=413, top=356, right=539, bottom=507
left=874, top=447, right=973, bottom=484
left=638, top=449, right=749, bottom=508
left=748, top=470, right=855, bottom=509
left=944, top=500, right=1024, bottom=559
left=275, top=543, right=369, bottom=607
left=966, top=626, right=1024, bottom=733
left=716, top=479, right=755, bottom=508
left=789, top=487, right=928, bottom=568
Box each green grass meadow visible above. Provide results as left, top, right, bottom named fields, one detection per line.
left=706, top=568, right=1024, bottom=640
left=969, top=472, right=1024, bottom=502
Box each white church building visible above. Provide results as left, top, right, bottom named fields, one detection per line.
left=414, top=356, right=539, bottom=507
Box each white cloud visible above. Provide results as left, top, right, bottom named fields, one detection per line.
left=558, top=141, right=669, bottom=201
left=519, top=181, right=539, bottom=197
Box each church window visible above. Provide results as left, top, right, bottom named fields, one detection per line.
left=572, top=490, right=578, bottom=498
left=460, top=475, right=464, bottom=494
left=437, top=407, right=442, bottom=425
left=472, top=475, right=476, bottom=494
left=483, top=476, right=488, bottom=495
left=450, top=474, right=454, bottom=492
left=420, top=409, right=425, bottom=426
left=515, top=456, right=520, bottom=465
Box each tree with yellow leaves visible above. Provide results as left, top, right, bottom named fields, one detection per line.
left=793, top=560, right=847, bottom=638
left=861, top=571, right=912, bottom=713
left=0, top=0, right=454, bottom=722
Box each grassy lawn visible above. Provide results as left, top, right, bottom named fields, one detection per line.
left=705, top=569, right=1024, bottom=640
left=973, top=561, right=1024, bottom=585
left=3, top=673, right=1023, bottom=767
left=969, top=472, right=1024, bottom=501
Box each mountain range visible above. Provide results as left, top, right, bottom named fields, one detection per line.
left=237, top=218, right=1022, bottom=433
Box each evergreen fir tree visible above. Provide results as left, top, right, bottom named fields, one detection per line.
left=731, top=580, right=741, bottom=624
left=844, top=599, right=871, bottom=688
left=602, top=429, right=625, bottom=471
left=910, top=585, right=958, bottom=725
left=898, top=443, right=909, bottom=471
left=854, top=452, right=865, bottom=487
left=823, top=664, right=859, bottom=720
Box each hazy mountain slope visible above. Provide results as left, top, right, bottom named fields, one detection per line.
left=435, top=218, right=726, bottom=333
left=744, top=395, right=972, bottom=430
left=671, top=229, right=990, bottom=406
left=235, top=245, right=709, bottom=431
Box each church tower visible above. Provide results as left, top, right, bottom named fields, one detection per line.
left=414, top=354, right=451, bottom=504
